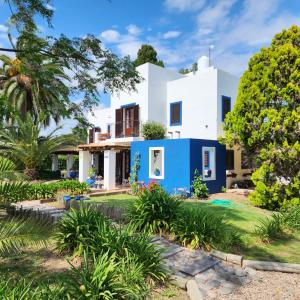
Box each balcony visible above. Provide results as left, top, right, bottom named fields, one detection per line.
left=89, top=120, right=141, bottom=144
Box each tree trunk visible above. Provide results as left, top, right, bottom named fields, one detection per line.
left=24, top=168, right=39, bottom=180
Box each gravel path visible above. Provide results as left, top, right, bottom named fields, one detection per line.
left=219, top=270, right=300, bottom=300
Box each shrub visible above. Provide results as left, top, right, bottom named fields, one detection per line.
left=23, top=180, right=89, bottom=201
left=141, top=122, right=165, bottom=140
left=173, top=207, right=239, bottom=250
left=55, top=206, right=167, bottom=283
left=55, top=205, right=110, bottom=255
left=254, top=213, right=284, bottom=243
left=129, top=182, right=182, bottom=234
left=67, top=251, right=149, bottom=300
left=191, top=170, right=209, bottom=198
left=282, top=206, right=300, bottom=230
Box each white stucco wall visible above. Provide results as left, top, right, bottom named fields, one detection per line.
left=216, top=70, right=239, bottom=137
left=86, top=62, right=239, bottom=142
left=166, top=68, right=218, bottom=140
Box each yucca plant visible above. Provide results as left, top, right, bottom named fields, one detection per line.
left=173, top=207, right=239, bottom=250
left=255, top=213, right=284, bottom=243
left=0, top=216, right=52, bottom=257
left=128, top=183, right=182, bottom=234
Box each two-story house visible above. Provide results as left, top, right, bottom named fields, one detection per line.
left=78, top=56, right=252, bottom=193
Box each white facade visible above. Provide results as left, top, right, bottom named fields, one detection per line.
left=87, top=59, right=238, bottom=142
left=79, top=57, right=240, bottom=188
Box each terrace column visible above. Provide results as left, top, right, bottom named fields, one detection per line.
left=51, top=154, right=59, bottom=171
left=79, top=150, right=92, bottom=182
left=104, top=150, right=116, bottom=190
left=66, top=154, right=74, bottom=176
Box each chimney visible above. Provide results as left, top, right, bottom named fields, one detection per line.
left=197, top=56, right=210, bottom=72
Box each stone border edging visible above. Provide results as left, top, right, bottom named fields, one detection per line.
left=210, top=249, right=300, bottom=273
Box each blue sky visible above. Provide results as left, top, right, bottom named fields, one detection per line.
left=0, top=0, right=300, bottom=132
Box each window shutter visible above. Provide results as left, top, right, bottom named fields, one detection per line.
left=89, top=129, right=94, bottom=143
left=115, top=108, right=123, bottom=138
left=133, top=105, right=140, bottom=136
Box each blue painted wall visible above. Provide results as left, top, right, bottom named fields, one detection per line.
left=131, top=138, right=226, bottom=195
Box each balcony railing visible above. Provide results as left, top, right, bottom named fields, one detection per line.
left=90, top=120, right=141, bottom=143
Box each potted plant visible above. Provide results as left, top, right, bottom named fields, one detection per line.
left=154, top=167, right=160, bottom=176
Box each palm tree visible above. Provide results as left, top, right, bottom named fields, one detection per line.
left=0, top=156, right=51, bottom=256
left=0, top=54, right=70, bottom=126
left=0, top=115, right=75, bottom=179
left=0, top=216, right=51, bottom=257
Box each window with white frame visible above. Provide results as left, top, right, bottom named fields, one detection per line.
left=202, top=147, right=216, bottom=181
left=149, top=147, right=164, bottom=179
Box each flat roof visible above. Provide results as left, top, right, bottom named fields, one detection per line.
left=78, top=141, right=131, bottom=151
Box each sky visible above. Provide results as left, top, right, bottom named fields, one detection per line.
left=0, top=0, right=300, bottom=133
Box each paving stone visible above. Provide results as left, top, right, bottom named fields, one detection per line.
left=206, top=289, right=218, bottom=299
left=206, top=279, right=221, bottom=289
left=222, top=281, right=237, bottom=289
left=219, top=286, right=234, bottom=295
left=187, top=279, right=204, bottom=300
left=161, top=245, right=184, bottom=259
left=179, top=257, right=218, bottom=276
left=234, top=268, right=247, bottom=277
left=239, top=276, right=252, bottom=285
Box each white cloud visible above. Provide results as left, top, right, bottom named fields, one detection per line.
left=45, top=4, right=56, bottom=11
left=126, top=24, right=142, bottom=35
left=165, top=0, right=206, bottom=12
left=0, top=24, right=8, bottom=32
left=163, top=30, right=181, bottom=39
left=117, top=39, right=142, bottom=58
left=100, top=29, right=121, bottom=42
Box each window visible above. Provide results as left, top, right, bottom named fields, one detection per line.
left=149, top=147, right=164, bottom=179
left=222, top=96, right=231, bottom=121
left=202, top=147, right=216, bottom=181
left=170, top=101, right=182, bottom=126
left=226, top=150, right=235, bottom=170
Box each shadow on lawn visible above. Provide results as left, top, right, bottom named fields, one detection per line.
left=0, top=248, right=72, bottom=284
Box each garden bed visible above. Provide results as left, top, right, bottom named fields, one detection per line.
left=87, top=192, right=300, bottom=263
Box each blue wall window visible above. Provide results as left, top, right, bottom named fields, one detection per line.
left=222, top=96, right=231, bottom=121
left=170, top=101, right=182, bottom=126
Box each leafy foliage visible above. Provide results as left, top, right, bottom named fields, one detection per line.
left=67, top=251, right=149, bottom=300
left=1, top=0, right=140, bottom=128
left=255, top=213, right=284, bottom=243
left=129, top=152, right=140, bottom=195
left=0, top=216, right=52, bottom=257
left=223, top=25, right=300, bottom=209
left=134, top=44, right=164, bottom=67
left=55, top=206, right=110, bottom=255
left=141, top=121, right=166, bottom=140
left=191, top=170, right=209, bottom=198
left=129, top=182, right=182, bottom=234
left=0, top=115, right=75, bottom=178
left=173, top=207, right=240, bottom=250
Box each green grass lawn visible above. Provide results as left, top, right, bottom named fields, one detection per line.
left=87, top=194, right=300, bottom=263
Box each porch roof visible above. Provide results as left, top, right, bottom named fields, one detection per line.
left=78, top=141, right=131, bottom=151
left=53, top=146, right=80, bottom=155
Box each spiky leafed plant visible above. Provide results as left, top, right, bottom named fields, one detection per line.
left=0, top=156, right=29, bottom=205
left=0, top=115, right=75, bottom=179
left=0, top=216, right=52, bottom=257
left=0, top=54, right=70, bottom=126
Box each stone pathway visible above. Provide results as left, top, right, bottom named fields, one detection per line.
left=12, top=200, right=65, bottom=222
left=151, top=237, right=255, bottom=299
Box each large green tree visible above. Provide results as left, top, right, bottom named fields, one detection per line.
left=223, top=25, right=300, bottom=209
left=0, top=0, right=140, bottom=127
left=0, top=115, right=75, bottom=179
left=134, top=44, right=164, bottom=67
